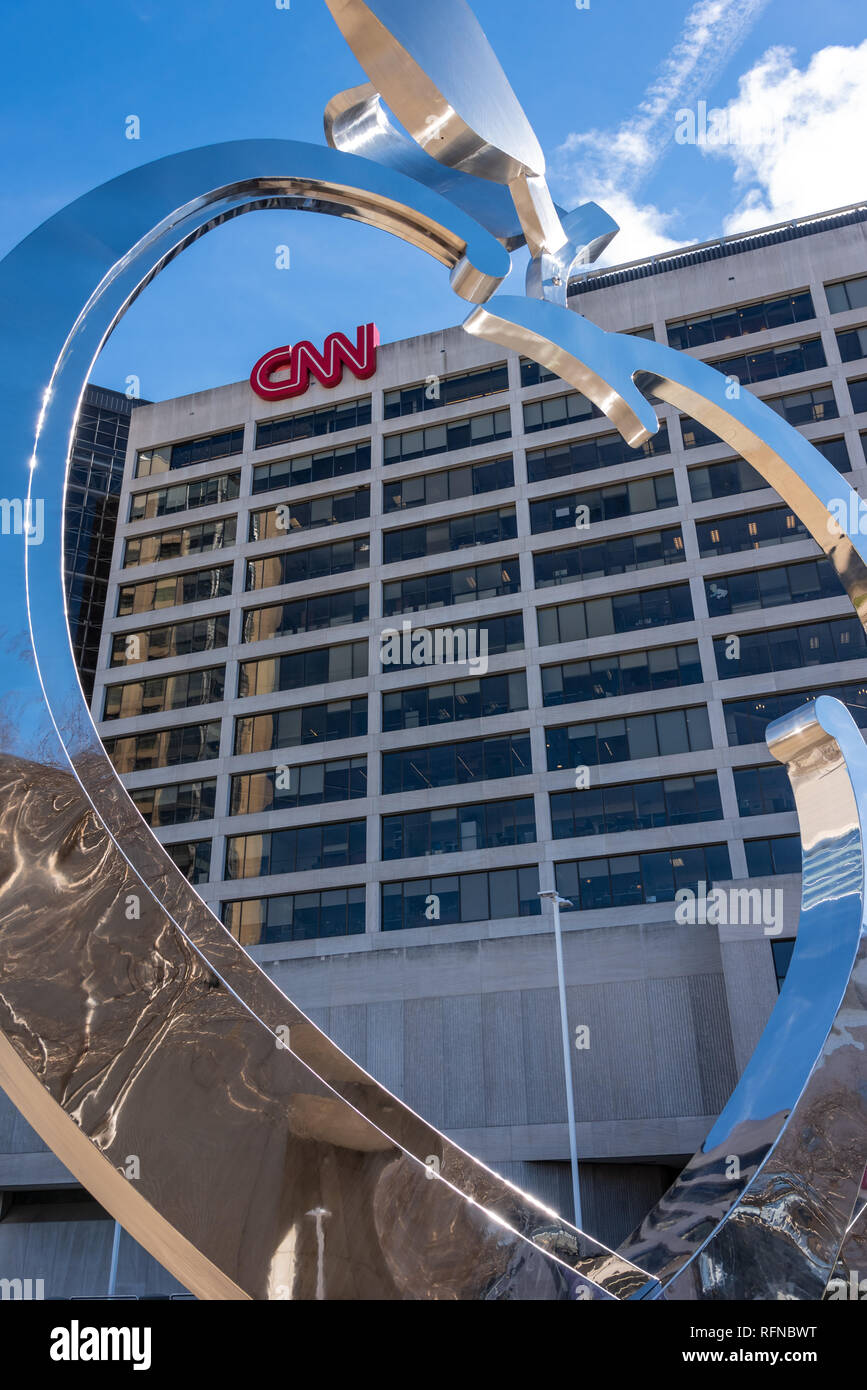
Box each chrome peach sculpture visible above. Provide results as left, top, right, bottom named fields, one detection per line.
left=0, top=0, right=863, bottom=1300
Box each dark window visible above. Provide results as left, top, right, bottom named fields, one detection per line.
left=696, top=505, right=809, bottom=557
left=765, top=384, right=839, bottom=426
left=131, top=778, right=217, bottom=827
left=541, top=642, right=703, bottom=707
left=234, top=697, right=368, bottom=754
left=545, top=705, right=712, bottom=770
left=537, top=582, right=693, bottom=645
left=715, top=616, right=867, bottom=680
left=378, top=614, right=524, bottom=673
left=849, top=378, right=867, bottom=414
left=382, top=796, right=536, bottom=859
left=249, top=488, right=370, bottom=539
left=243, top=588, right=369, bottom=643
left=226, top=819, right=366, bottom=879
left=688, top=457, right=767, bottom=502
left=384, top=507, right=517, bottom=563
left=117, top=564, right=233, bottom=616
left=255, top=397, right=371, bottom=450
left=382, top=731, right=531, bottom=794
left=826, top=276, right=867, bottom=313
left=238, top=641, right=368, bottom=698
left=384, top=364, right=508, bottom=417
left=124, top=516, right=236, bottom=567
left=165, top=840, right=211, bottom=885
left=712, top=336, right=826, bottom=386
left=135, top=428, right=244, bottom=478
left=383, top=408, right=511, bottom=465
left=246, top=537, right=370, bottom=589
left=772, top=938, right=796, bottom=990
left=383, top=456, right=514, bottom=512
left=836, top=326, right=867, bottom=364
left=551, top=772, right=721, bottom=838
left=733, top=764, right=795, bottom=816
left=230, top=757, right=368, bottom=815
left=534, top=526, right=684, bottom=588
left=223, top=887, right=365, bottom=945
left=526, top=423, right=670, bottom=484
left=555, top=843, right=732, bottom=909
left=667, top=292, right=815, bottom=349
left=705, top=556, right=841, bottom=617
left=523, top=391, right=601, bottom=433
left=102, top=665, right=225, bottom=720
left=252, top=441, right=371, bottom=493
left=383, top=558, right=520, bottom=617
left=381, top=866, right=540, bottom=931
left=530, top=473, right=677, bottom=534
left=103, top=719, right=222, bottom=773
left=128, top=471, right=240, bottom=522
left=724, top=682, right=867, bottom=745
left=744, top=835, right=801, bottom=876
left=109, top=614, right=230, bottom=666
left=382, top=671, right=528, bottom=732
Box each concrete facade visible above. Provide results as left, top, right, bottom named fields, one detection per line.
left=2, top=204, right=866, bottom=1296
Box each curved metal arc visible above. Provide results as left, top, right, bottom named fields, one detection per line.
left=0, top=137, right=653, bottom=1299
left=463, top=294, right=867, bottom=1295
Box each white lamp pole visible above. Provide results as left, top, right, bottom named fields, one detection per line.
left=539, top=889, right=582, bottom=1230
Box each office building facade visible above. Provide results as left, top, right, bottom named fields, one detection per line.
left=2, top=203, right=866, bottom=1295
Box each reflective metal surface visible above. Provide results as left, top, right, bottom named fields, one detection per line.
left=0, top=0, right=864, bottom=1300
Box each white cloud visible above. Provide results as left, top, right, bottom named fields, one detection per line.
left=699, top=41, right=867, bottom=233
left=554, top=0, right=769, bottom=263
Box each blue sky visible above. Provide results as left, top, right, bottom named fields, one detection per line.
left=1, top=0, right=864, bottom=401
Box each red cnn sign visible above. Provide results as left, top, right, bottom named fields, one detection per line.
left=250, top=323, right=379, bottom=402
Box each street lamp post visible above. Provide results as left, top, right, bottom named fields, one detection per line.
left=539, top=889, right=582, bottom=1231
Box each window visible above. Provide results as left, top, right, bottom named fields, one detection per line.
left=242, top=588, right=369, bottom=643
left=551, top=773, right=721, bottom=838
left=826, top=276, right=867, bottom=314
left=705, top=556, right=841, bottom=617
left=520, top=359, right=561, bottom=387
left=223, top=887, right=365, bottom=946
left=382, top=558, right=520, bottom=617
left=545, top=705, right=712, bottom=770
left=765, top=384, right=839, bottom=426
left=555, top=843, right=732, bottom=909
left=103, top=719, right=222, bottom=773
left=848, top=378, right=867, bottom=414
left=135, top=427, right=244, bottom=477
left=534, top=526, right=684, bottom=589
left=381, top=866, right=540, bottom=931
left=680, top=417, right=722, bottom=451
left=248, top=488, right=370, bottom=540
left=378, top=614, right=524, bottom=673
left=382, top=796, right=536, bottom=860
left=382, top=671, right=528, bottom=732
left=255, top=397, right=371, bottom=449
left=712, top=337, right=826, bottom=386
left=252, top=441, right=371, bottom=494
left=688, top=457, right=767, bottom=502
left=384, top=363, right=508, bottom=417
left=813, top=437, right=851, bottom=472
left=238, top=641, right=367, bottom=698
left=696, top=505, right=809, bottom=557
left=131, top=778, right=217, bottom=827
left=246, top=537, right=370, bottom=589
left=234, top=697, right=368, bottom=754
left=541, top=642, right=703, bottom=707
left=230, top=757, right=367, bottom=815
left=530, top=473, right=677, bottom=535
left=384, top=507, right=517, bottom=564
left=225, top=819, right=366, bottom=878
left=523, top=391, right=601, bottom=433
left=733, top=764, right=795, bottom=816
left=102, top=666, right=225, bottom=720
left=667, top=292, right=815, bottom=349
left=836, top=326, right=867, bottom=364
left=124, top=517, right=236, bottom=567
left=383, top=456, right=514, bottom=512
left=109, top=614, right=229, bottom=666
left=537, top=582, right=693, bottom=646
left=128, top=471, right=240, bottom=522
left=772, top=938, right=796, bottom=991
left=715, top=615, right=867, bottom=680
left=116, top=564, right=233, bottom=616
left=526, top=423, right=670, bottom=484
left=165, top=840, right=211, bottom=885
left=724, top=682, right=867, bottom=745
left=383, top=408, right=511, bottom=465
left=744, top=835, right=801, bottom=876
left=382, top=731, right=531, bottom=794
